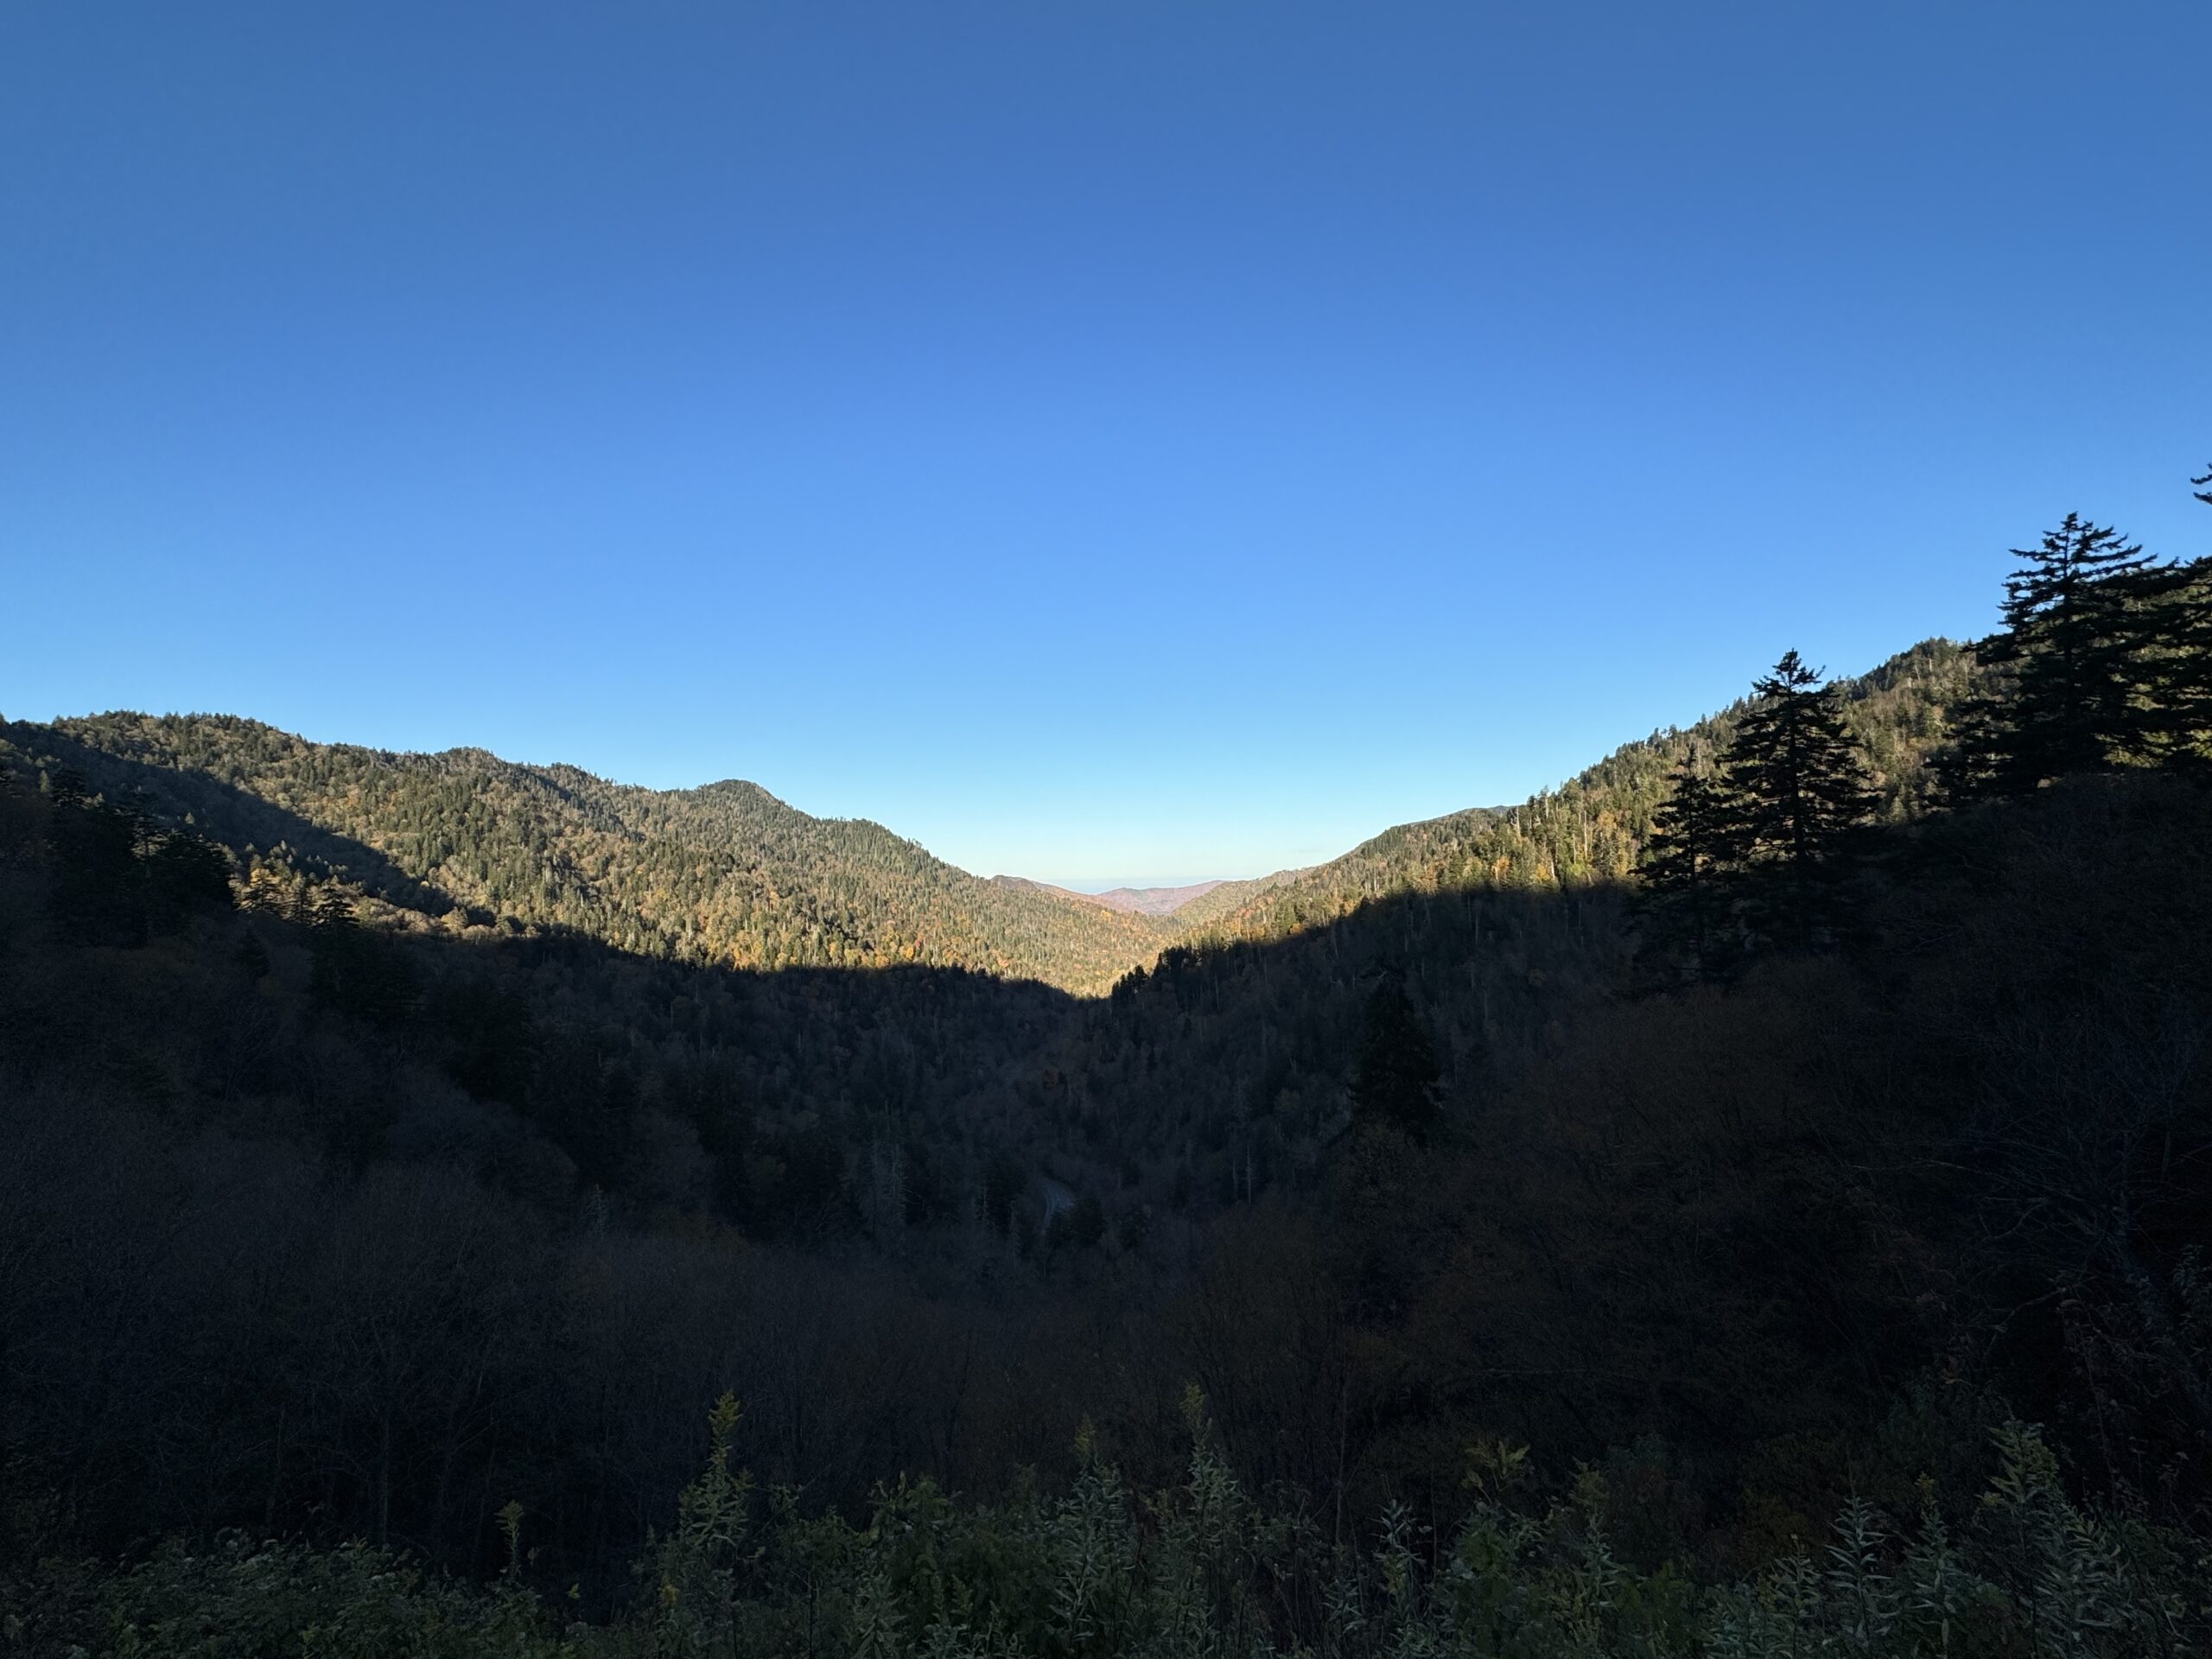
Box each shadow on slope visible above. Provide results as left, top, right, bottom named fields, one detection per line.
left=5, top=744, right=2209, bottom=1595
left=5, top=717, right=461, bottom=917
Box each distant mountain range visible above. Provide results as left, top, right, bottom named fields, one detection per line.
left=0, top=639, right=1975, bottom=996
left=988, top=877, right=1282, bottom=918
left=1058, top=880, right=1226, bottom=916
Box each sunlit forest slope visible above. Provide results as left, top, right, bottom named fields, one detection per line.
left=1196, top=639, right=1975, bottom=942
left=3, top=638, right=1974, bottom=1001
left=5, top=715, right=1179, bottom=994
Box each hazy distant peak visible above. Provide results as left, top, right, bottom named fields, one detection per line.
left=991, top=877, right=1234, bottom=917
left=1081, top=881, right=1228, bottom=916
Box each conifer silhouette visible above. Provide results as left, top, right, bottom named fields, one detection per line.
left=1634, top=760, right=1744, bottom=981
left=1719, top=651, right=1878, bottom=950
left=1638, top=652, right=1876, bottom=968
left=1951, top=514, right=2161, bottom=792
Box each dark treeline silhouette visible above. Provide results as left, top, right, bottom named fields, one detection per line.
left=3, top=466, right=2211, bottom=1654
left=1949, top=512, right=2212, bottom=794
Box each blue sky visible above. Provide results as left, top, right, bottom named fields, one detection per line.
left=3, top=3, right=2207, bottom=884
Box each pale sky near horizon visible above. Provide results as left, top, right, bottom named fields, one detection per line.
left=4, top=3, right=2208, bottom=884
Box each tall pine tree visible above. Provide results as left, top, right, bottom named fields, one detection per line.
left=1634, top=761, right=1744, bottom=982
left=1636, top=655, right=1876, bottom=973
left=1952, top=514, right=2161, bottom=793
left=2162, top=466, right=2212, bottom=763
left=2120, top=559, right=2212, bottom=769
left=1719, top=652, right=1878, bottom=950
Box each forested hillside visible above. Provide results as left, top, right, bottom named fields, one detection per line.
left=5, top=477, right=2211, bottom=1655
left=993, top=879, right=1236, bottom=917
left=1167, top=864, right=1306, bottom=926
left=2, top=715, right=1178, bottom=994
left=1, top=639, right=1980, bottom=1004
left=1193, top=637, right=1976, bottom=943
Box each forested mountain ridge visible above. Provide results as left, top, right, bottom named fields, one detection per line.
left=966, top=637, right=1971, bottom=957
left=3, top=642, right=1974, bottom=1001
left=1, top=713, right=1179, bottom=994
left=1154, top=866, right=1300, bottom=924
left=1062, top=880, right=1227, bottom=916
left=1192, top=637, right=1976, bottom=943
left=988, top=877, right=1257, bottom=916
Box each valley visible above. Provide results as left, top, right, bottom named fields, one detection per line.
left=12, top=5, right=2209, bottom=1647
left=5, top=514, right=2210, bottom=1652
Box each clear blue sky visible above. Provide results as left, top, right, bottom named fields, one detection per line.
left=3, top=3, right=2207, bottom=884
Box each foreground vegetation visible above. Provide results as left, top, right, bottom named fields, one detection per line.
left=12, top=1395, right=2209, bottom=1656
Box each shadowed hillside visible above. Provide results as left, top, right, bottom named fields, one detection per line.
left=7, top=724, right=2211, bottom=1644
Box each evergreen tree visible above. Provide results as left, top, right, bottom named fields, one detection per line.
left=2158, top=466, right=2212, bottom=761
left=1719, top=651, right=1877, bottom=950
left=1350, top=969, right=1440, bottom=1143
left=1634, top=761, right=1744, bottom=982
left=2120, top=556, right=2212, bottom=770
left=1952, top=514, right=2160, bottom=793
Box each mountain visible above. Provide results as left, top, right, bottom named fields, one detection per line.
left=1072, top=880, right=1227, bottom=916
left=8, top=610, right=2212, bottom=1639
left=0, top=641, right=1978, bottom=1002
left=993, top=877, right=1235, bottom=916
left=1, top=714, right=1179, bottom=995
left=1192, top=638, right=1979, bottom=943
left=1158, top=867, right=1302, bottom=925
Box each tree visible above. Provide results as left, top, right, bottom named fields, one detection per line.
left=2150, top=465, right=2212, bottom=763
left=1634, top=657, right=1878, bottom=972
left=1719, top=651, right=1878, bottom=950
left=1349, top=969, right=1440, bottom=1142
left=1634, top=760, right=1744, bottom=982
left=1952, top=514, right=2162, bottom=793
left=2124, top=556, right=2212, bottom=770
